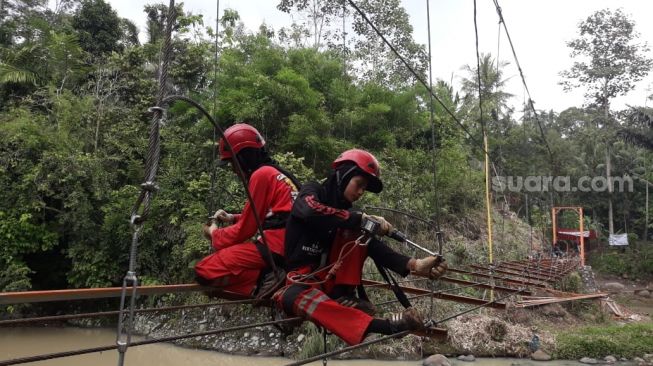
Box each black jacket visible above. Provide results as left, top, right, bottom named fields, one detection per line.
left=283, top=180, right=410, bottom=276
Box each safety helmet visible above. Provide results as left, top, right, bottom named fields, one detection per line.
left=332, top=149, right=383, bottom=193
left=218, top=123, right=265, bottom=161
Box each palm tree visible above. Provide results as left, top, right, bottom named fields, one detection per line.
left=460, top=53, right=513, bottom=131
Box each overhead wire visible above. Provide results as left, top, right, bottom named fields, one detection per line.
left=346, top=0, right=490, bottom=157
left=491, top=0, right=553, bottom=159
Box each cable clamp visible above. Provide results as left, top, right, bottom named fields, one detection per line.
left=117, top=340, right=128, bottom=353
left=148, top=106, right=165, bottom=114
left=140, top=181, right=159, bottom=192
left=130, top=214, right=142, bottom=226
left=125, top=271, right=137, bottom=283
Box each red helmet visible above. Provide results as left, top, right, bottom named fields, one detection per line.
left=218, top=123, right=265, bottom=161
left=332, top=149, right=383, bottom=193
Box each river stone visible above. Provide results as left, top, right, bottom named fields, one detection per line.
left=580, top=357, right=599, bottom=364
left=603, top=282, right=625, bottom=291
left=633, top=357, right=645, bottom=365
left=604, top=356, right=617, bottom=363
left=458, top=355, right=476, bottom=362
left=423, top=354, right=451, bottom=366
left=644, top=354, right=653, bottom=361
left=531, top=350, right=552, bottom=361
left=297, top=334, right=305, bottom=343
left=638, top=290, right=650, bottom=298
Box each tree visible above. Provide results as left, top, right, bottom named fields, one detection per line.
left=277, top=0, right=427, bottom=88
left=72, top=0, right=123, bottom=56
left=276, top=0, right=342, bottom=50
left=561, top=8, right=652, bottom=235
left=461, top=53, right=513, bottom=136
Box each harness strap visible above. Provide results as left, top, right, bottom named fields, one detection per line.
left=373, top=259, right=412, bottom=309
left=254, top=240, right=284, bottom=268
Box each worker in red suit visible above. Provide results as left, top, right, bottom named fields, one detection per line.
left=195, top=123, right=300, bottom=296
left=274, top=148, right=447, bottom=345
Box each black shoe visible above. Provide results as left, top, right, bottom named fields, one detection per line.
left=388, top=307, right=425, bottom=332
left=336, top=296, right=377, bottom=316
left=254, top=269, right=286, bottom=304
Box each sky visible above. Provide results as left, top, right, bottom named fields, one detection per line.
left=64, top=0, right=653, bottom=114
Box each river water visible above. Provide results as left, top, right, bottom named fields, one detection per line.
left=0, top=327, right=587, bottom=366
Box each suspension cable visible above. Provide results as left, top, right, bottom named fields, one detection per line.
left=0, top=298, right=257, bottom=326
left=115, top=2, right=176, bottom=364
left=346, top=0, right=489, bottom=157
left=491, top=0, right=552, bottom=159
left=208, top=0, right=221, bottom=222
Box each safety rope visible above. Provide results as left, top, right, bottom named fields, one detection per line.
left=285, top=238, right=361, bottom=287
left=0, top=317, right=301, bottom=366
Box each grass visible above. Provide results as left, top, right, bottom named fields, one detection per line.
left=554, top=322, right=653, bottom=359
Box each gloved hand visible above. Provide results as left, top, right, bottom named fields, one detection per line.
left=411, top=256, right=448, bottom=279
left=211, top=209, right=234, bottom=224
left=361, top=213, right=393, bottom=236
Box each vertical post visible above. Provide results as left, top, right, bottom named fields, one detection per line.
left=579, top=208, right=585, bottom=266
left=551, top=207, right=557, bottom=250
left=484, top=132, right=494, bottom=302
left=484, top=133, right=493, bottom=265
left=645, top=170, right=649, bottom=243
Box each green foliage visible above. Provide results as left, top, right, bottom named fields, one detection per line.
left=295, top=324, right=342, bottom=360
left=558, top=271, right=583, bottom=293
left=2, top=1, right=652, bottom=303
left=72, top=0, right=124, bottom=56
left=589, top=246, right=653, bottom=280
left=554, top=323, right=653, bottom=359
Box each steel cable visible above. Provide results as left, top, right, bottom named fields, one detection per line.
left=0, top=299, right=257, bottom=326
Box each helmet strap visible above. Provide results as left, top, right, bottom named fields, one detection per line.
left=336, top=165, right=358, bottom=189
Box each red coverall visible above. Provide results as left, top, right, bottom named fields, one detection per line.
left=279, top=229, right=373, bottom=345
left=195, top=165, right=298, bottom=295
left=275, top=181, right=411, bottom=345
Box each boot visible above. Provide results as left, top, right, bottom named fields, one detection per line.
left=254, top=269, right=286, bottom=304
left=388, top=307, right=425, bottom=332
left=335, top=295, right=377, bottom=316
